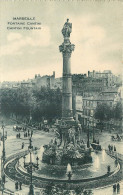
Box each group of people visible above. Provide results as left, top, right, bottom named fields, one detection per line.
left=16, top=129, right=33, bottom=139
left=15, top=128, right=33, bottom=150
left=24, top=129, right=33, bottom=138
left=108, top=144, right=117, bottom=152
left=113, top=183, right=120, bottom=193
left=15, top=181, right=22, bottom=191
left=16, top=133, right=21, bottom=139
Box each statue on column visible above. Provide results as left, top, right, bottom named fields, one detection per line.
left=59, top=19, right=75, bottom=54
left=62, top=19, right=72, bottom=38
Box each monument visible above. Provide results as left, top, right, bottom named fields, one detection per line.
left=42, top=20, right=92, bottom=165
left=59, top=19, right=75, bottom=121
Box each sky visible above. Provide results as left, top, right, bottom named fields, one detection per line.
left=0, top=0, right=122, bottom=82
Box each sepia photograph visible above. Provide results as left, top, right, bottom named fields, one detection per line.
left=0, top=0, right=122, bottom=194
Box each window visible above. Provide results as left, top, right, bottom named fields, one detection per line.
left=97, top=101, right=100, bottom=106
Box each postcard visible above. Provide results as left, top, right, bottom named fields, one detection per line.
left=0, top=0, right=122, bottom=195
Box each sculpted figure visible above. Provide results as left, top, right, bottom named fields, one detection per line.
left=62, top=19, right=72, bottom=38
left=68, top=127, right=75, bottom=144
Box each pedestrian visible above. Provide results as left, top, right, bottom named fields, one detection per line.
left=31, top=130, right=33, bottom=137
left=54, top=138, right=57, bottom=145
left=22, top=142, right=24, bottom=149
left=15, top=181, right=18, bottom=190
left=114, top=146, right=116, bottom=152
left=113, top=184, right=116, bottom=192
left=108, top=144, right=110, bottom=151
left=107, top=165, right=111, bottom=174
left=19, top=181, right=22, bottom=190
left=18, top=133, right=20, bottom=138
left=111, top=145, right=113, bottom=151
left=117, top=183, right=120, bottom=193
left=109, top=144, right=111, bottom=151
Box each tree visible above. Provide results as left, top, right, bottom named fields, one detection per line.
left=94, top=103, right=113, bottom=121
left=113, top=101, right=122, bottom=120
left=0, top=86, right=62, bottom=122
left=94, top=103, right=113, bottom=131
left=32, top=87, right=62, bottom=121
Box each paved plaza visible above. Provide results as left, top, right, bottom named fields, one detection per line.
left=0, top=124, right=123, bottom=194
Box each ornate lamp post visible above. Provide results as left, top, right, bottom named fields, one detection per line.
left=36, top=156, right=39, bottom=169
left=28, top=151, right=34, bottom=195
left=23, top=150, right=39, bottom=195
left=87, top=119, right=90, bottom=148
left=0, top=122, right=7, bottom=194
left=29, top=156, right=34, bottom=195
left=2, top=124, right=6, bottom=163
left=28, top=137, right=33, bottom=150
left=93, top=118, right=95, bottom=143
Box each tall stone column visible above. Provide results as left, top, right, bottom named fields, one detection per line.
left=59, top=19, right=75, bottom=121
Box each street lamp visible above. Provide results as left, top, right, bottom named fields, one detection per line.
left=2, top=124, right=6, bottom=163
left=23, top=150, right=39, bottom=195
left=0, top=122, right=7, bottom=194
left=28, top=137, right=33, bottom=150
left=36, top=156, right=39, bottom=169
left=29, top=155, right=34, bottom=195
left=87, top=119, right=90, bottom=148
left=93, top=118, right=95, bottom=143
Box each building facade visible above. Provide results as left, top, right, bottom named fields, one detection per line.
left=75, top=87, right=121, bottom=130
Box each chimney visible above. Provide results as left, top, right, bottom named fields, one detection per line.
left=88, top=71, right=90, bottom=77
left=53, top=71, right=55, bottom=78
left=93, top=70, right=95, bottom=78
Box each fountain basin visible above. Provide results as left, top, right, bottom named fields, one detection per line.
left=18, top=150, right=117, bottom=181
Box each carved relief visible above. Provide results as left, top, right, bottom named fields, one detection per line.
left=59, top=43, right=75, bottom=55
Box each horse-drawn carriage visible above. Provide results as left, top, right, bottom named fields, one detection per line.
left=111, top=134, right=122, bottom=141
left=91, top=143, right=102, bottom=151
left=13, top=125, right=23, bottom=131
